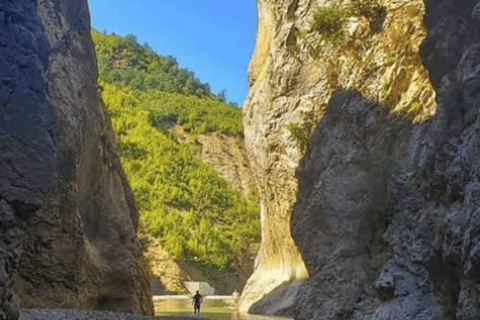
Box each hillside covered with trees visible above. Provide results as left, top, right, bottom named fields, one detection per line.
left=92, top=30, right=234, bottom=103
left=91, top=30, right=259, bottom=279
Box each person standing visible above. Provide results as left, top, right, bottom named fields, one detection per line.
left=192, top=290, right=202, bottom=315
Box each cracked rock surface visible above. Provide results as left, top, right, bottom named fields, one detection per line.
left=0, top=0, right=153, bottom=319
left=241, top=0, right=480, bottom=319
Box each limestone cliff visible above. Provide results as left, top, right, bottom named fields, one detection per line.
left=197, top=133, right=256, bottom=198
left=241, top=0, right=480, bottom=318
left=0, top=1, right=153, bottom=319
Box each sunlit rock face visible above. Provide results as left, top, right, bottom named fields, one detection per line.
left=197, top=133, right=256, bottom=198
left=242, top=0, right=480, bottom=318
left=0, top=0, right=153, bottom=318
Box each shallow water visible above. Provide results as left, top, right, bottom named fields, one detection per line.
left=155, top=299, right=293, bottom=320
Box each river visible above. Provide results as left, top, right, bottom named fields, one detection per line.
left=154, top=297, right=293, bottom=320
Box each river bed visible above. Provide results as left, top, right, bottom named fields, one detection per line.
left=154, top=298, right=293, bottom=320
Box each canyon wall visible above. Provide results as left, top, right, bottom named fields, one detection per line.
left=0, top=0, right=153, bottom=319
left=241, top=0, right=480, bottom=319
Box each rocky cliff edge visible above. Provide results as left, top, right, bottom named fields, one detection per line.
left=0, top=1, right=153, bottom=319
left=241, top=0, right=480, bottom=319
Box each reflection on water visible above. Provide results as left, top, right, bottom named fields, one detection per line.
left=155, top=299, right=293, bottom=320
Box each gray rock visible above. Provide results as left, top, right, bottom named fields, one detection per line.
left=0, top=201, right=15, bottom=226
left=0, top=0, right=153, bottom=318
left=472, top=1, right=480, bottom=20
left=242, top=0, right=480, bottom=319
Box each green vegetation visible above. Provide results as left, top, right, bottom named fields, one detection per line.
left=287, top=122, right=312, bottom=149
left=92, top=30, right=234, bottom=104
left=294, top=29, right=308, bottom=40
left=101, top=81, right=259, bottom=269
left=310, top=4, right=348, bottom=45
left=382, top=78, right=391, bottom=103
left=299, top=4, right=353, bottom=58
left=410, top=100, right=419, bottom=111
left=307, top=44, right=323, bottom=60
left=146, top=90, right=243, bottom=136
left=385, top=51, right=394, bottom=62
left=296, top=1, right=386, bottom=59
left=92, top=30, right=260, bottom=271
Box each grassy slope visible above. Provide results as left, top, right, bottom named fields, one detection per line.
left=92, top=30, right=259, bottom=273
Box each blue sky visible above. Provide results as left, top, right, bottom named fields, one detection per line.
left=87, top=0, right=257, bottom=106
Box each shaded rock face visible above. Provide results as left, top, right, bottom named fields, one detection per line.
left=0, top=0, right=153, bottom=319
left=292, top=90, right=412, bottom=319
left=242, top=0, right=480, bottom=318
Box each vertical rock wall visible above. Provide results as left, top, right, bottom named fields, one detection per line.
left=0, top=0, right=153, bottom=319
left=242, top=0, right=480, bottom=318
left=239, top=1, right=310, bottom=314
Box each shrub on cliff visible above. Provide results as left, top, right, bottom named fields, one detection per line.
left=286, top=122, right=312, bottom=149
left=298, top=2, right=386, bottom=59
left=310, top=4, right=348, bottom=45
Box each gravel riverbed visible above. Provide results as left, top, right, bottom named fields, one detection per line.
left=20, top=309, right=200, bottom=320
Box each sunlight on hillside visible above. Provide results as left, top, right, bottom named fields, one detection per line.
left=92, top=30, right=260, bottom=273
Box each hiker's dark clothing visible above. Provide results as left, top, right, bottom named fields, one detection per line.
left=193, top=293, right=202, bottom=314
left=193, top=294, right=201, bottom=306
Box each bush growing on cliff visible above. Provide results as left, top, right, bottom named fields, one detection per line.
left=287, top=122, right=312, bottom=148
left=299, top=1, right=386, bottom=59
left=311, top=5, right=348, bottom=45
left=410, top=100, right=419, bottom=111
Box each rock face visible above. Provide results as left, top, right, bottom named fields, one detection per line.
left=242, top=0, right=480, bottom=318
left=197, top=133, right=256, bottom=197
left=0, top=0, right=153, bottom=319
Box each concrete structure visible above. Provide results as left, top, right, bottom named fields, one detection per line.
left=184, top=282, right=214, bottom=295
